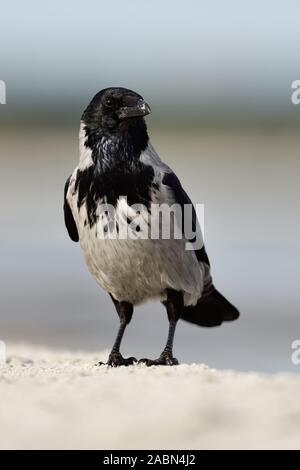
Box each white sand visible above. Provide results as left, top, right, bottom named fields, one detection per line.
left=0, top=345, right=300, bottom=450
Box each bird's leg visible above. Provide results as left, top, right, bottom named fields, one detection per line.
left=98, top=296, right=136, bottom=367
left=160, top=320, right=178, bottom=364
left=139, top=289, right=183, bottom=366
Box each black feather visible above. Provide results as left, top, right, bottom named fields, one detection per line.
left=162, top=171, right=209, bottom=265
left=181, top=288, right=239, bottom=327
left=64, top=176, right=79, bottom=242
left=74, top=121, right=153, bottom=228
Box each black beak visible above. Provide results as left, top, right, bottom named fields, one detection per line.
left=117, top=98, right=151, bottom=119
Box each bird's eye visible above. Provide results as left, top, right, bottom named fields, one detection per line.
left=105, top=99, right=113, bottom=108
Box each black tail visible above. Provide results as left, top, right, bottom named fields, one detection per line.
left=181, top=288, right=239, bottom=327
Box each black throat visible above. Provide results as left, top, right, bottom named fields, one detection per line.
left=75, top=118, right=155, bottom=228
left=86, top=117, right=149, bottom=167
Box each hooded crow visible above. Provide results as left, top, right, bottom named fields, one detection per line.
left=64, top=87, right=239, bottom=366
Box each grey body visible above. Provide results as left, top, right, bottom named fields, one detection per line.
left=66, top=126, right=210, bottom=306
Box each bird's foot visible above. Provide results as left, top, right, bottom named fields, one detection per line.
left=97, top=352, right=137, bottom=367
left=138, top=351, right=179, bottom=366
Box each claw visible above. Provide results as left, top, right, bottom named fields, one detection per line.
left=97, top=353, right=137, bottom=367
left=138, top=353, right=179, bottom=366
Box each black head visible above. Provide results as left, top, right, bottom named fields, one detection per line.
left=82, top=87, right=151, bottom=131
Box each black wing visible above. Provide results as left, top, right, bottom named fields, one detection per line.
left=163, top=171, right=240, bottom=324
left=64, top=176, right=79, bottom=242
left=162, top=171, right=209, bottom=265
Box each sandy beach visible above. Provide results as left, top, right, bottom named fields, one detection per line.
left=0, top=345, right=300, bottom=450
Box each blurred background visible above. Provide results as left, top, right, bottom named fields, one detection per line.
left=1, top=0, right=300, bottom=372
